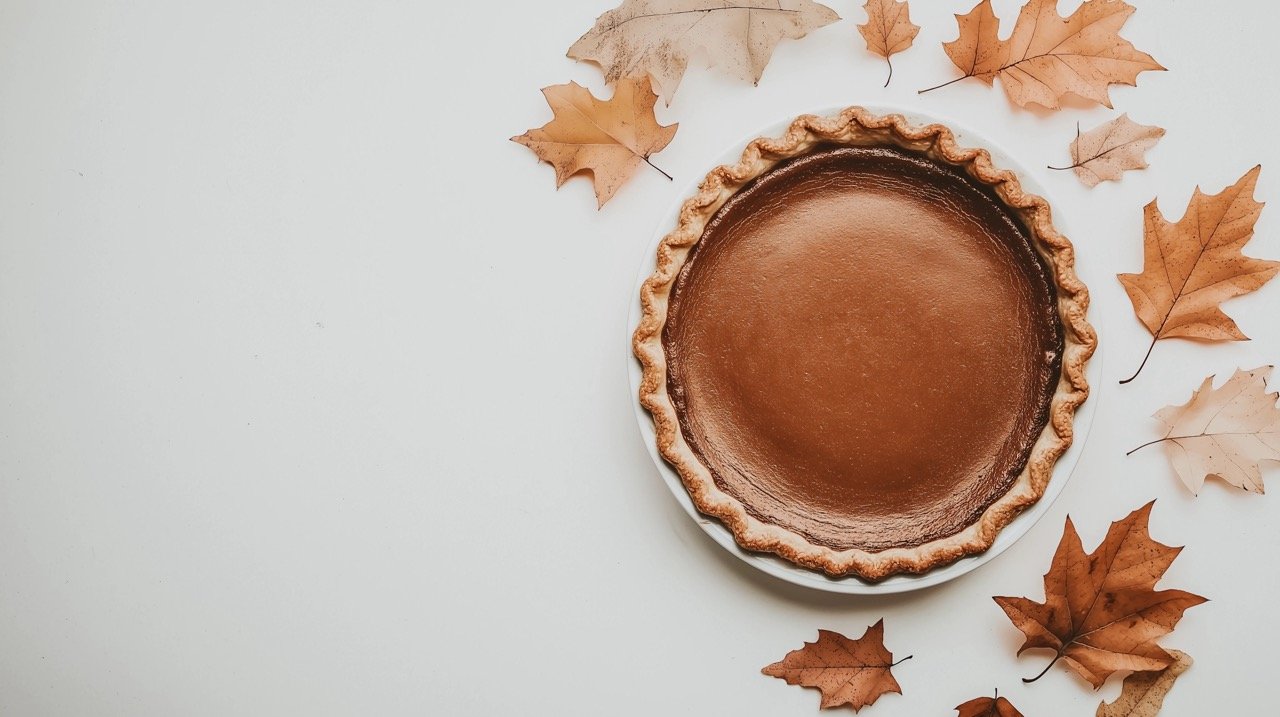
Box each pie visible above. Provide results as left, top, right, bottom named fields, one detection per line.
left=633, top=108, right=1096, bottom=580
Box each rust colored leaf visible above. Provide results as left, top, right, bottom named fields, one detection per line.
left=567, top=0, right=840, bottom=104
left=1131, top=366, right=1280, bottom=494
left=762, top=620, right=909, bottom=712
left=1052, top=115, right=1165, bottom=187
left=1117, top=166, right=1278, bottom=382
left=956, top=690, right=1024, bottom=717
left=922, top=0, right=1165, bottom=110
left=993, top=502, right=1206, bottom=689
left=1097, top=649, right=1192, bottom=717
left=510, top=76, right=677, bottom=208
left=858, top=0, right=919, bottom=87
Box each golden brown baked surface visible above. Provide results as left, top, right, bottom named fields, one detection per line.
left=663, top=144, right=1063, bottom=553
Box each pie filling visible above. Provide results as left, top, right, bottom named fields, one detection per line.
left=662, top=145, right=1064, bottom=553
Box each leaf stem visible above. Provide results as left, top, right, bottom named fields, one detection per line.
left=1127, top=433, right=1232, bottom=456
left=891, top=655, right=913, bottom=667
left=643, top=156, right=673, bottom=181
left=918, top=75, right=968, bottom=95
left=884, top=57, right=893, bottom=88
left=1048, top=124, right=1084, bottom=170
left=1127, top=437, right=1168, bottom=456
left=1120, top=335, right=1158, bottom=384
left=1023, top=653, right=1063, bottom=684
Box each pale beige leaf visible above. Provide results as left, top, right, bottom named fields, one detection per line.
left=762, top=620, right=905, bottom=712
left=858, top=0, right=919, bottom=86
left=1117, top=165, right=1278, bottom=380
left=994, top=503, right=1206, bottom=689
left=1060, top=114, right=1165, bottom=187
left=511, top=77, right=677, bottom=208
left=930, top=0, right=1164, bottom=110
left=1096, top=650, right=1192, bottom=717
left=1148, top=366, right=1280, bottom=494
left=567, top=0, right=840, bottom=103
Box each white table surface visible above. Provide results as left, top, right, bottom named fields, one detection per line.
left=1, top=1, right=1277, bottom=714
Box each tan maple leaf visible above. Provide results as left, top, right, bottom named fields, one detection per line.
left=762, top=620, right=909, bottom=712
left=938, top=0, right=1005, bottom=86
left=1050, top=115, right=1165, bottom=187
left=994, top=502, right=1206, bottom=689
left=1118, top=165, right=1278, bottom=382
left=1129, top=366, right=1280, bottom=494
left=510, top=77, right=677, bottom=208
left=955, top=689, right=1024, bottom=717
left=923, top=0, right=1165, bottom=110
left=858, top=0, right=919, bottom=87
left=1097, top=649, right=1193, bottom=717
left=567, top=0, right=840, bottom=104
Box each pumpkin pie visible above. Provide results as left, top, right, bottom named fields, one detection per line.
left=633, top=108, right=1095, bottom=580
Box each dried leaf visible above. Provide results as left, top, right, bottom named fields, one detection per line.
left=511, top=76, right=677, bottom=208
left=568, top=0, right=840, bottom=103
left=1054, top=114, right=1165, bottom=187
left=1118, top=166, right=1278, bottom=382
left=1097, top=649, right=1192, bottom=717
left=994, top=502, right=1206, bottom=689
left=858, top=0, right=919, bottom=87
left=1136, top=366, right=1280, bottom=494
left=940, top=0, right=1004, bottom=85
left=762, top=620, right=908, bottom=712
left=956, top=691, right=1024, bottom=717
left=926, top=0, right=1165, bottom=109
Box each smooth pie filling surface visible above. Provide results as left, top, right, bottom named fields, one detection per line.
left=662, top=145, right=1064, bottom=552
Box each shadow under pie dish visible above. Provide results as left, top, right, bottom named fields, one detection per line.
left=632, top=108, right=1096, bottom=582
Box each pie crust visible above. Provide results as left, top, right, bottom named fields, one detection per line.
left=632, top=107, right=1096, bottom=580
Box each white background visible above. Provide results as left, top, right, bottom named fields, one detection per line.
left=1, top=1, right=1277, bottom=714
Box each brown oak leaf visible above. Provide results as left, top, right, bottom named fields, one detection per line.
left=1130, top=366, right=1280, bottom=494
left=1118, top=165, right=1278, bottom=382
left=1097, top=649, right=1193, bottom=717
left=956, top=690, right=1024, bottom=717
left=994, top=502, right=1206, bottom=689
left=924, top=0, right=1165, bottom=110
left=567, top=0, right=840, bottom=104
left=858, top=0, right=919, bottom=87
left=510, top=76, right=677, bottom=208
left=762, top=620, right=909, bottom=712
left=1051, top=115, right=1165, bottom=187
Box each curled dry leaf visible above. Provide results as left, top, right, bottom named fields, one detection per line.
left=510, top=76, right=677, bottom=208
left=1097, top=649, right=1193, bottom=717
left=1118, top=165, right=1278, bottom=382
left=1052, top=114, right=1165, bottom=187
left=994, top=502, right=1206, bottom=689
left=1131, top=366, right=1280, bottom=494
left=956, top=690, right=1024, bottom=717
left=762, top=620, right=909, bottom=712
left=924, top=0, right=1165, bottom=110
left=567, top=0, right=840, bottom=104
left=857, top=0, right=919, bottom=87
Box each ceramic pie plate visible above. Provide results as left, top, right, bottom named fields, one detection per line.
left=627, top=105, right=1101, bottom=594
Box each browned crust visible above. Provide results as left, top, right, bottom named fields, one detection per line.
left=632, top=107, right=1097, bottom=581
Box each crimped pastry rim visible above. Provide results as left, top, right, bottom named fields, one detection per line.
left=631, top=107, right=1097, bottom=581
